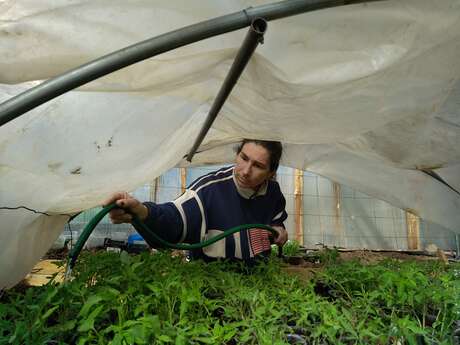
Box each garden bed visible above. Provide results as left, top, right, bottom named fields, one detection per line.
left=1, top=250, right=459, bottom=344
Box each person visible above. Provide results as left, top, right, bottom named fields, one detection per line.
left=103, top=139, right=288, bottom=264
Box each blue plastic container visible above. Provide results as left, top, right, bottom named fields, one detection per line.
left=127, top=232, right=146, bottom=245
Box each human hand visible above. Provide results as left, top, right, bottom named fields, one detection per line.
left=102, top=191, right=148, bottom=224
left=271, top=225, right=288, bottom=246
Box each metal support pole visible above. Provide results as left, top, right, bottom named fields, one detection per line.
left=0, top=0, right=380, bottom=127
left=456, top=234, right=460, bottom=259
left=186, top=18, right=266, bottom=162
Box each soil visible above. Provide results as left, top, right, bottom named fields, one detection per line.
left=282, top=264, right=320, bottom=282
left=336, top=250, right=438, bottom=264
left=281, top=249, right=443, bottom=282
left=42, top=247, right=69, bottom=260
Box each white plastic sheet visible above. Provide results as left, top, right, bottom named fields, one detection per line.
left=1, top=0, right=460, bottom=288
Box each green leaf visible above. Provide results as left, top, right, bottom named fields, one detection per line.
left=41, top=305, right=59, bottom=321
left=158, top=334, right=173, bottom=342
left=175, top=334, right=187, bottom=345
left=78, top=305, right=104, bottom=332
left=141, top=314, right=161, bottom=333
left=56, top=320, right=77, bottom=332
left=78, top=295, right=103, bottom=317
left=193, top=337, right=215, bottom=344
left=120, top=251, right=131, bottom=265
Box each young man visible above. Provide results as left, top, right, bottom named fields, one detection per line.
left=104, top=139, right=288, bottom=263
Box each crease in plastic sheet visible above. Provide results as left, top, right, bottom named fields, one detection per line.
left=1, top=0, right=460, bottom=288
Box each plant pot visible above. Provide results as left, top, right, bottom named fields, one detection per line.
left=284, top=256, right=304, bottom=265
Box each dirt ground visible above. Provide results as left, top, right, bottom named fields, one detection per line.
left=337, top=250, right=439, bottom=264
left=281, top=249, right=448, bottom=282
left=42, top=247, right=69, bottom=260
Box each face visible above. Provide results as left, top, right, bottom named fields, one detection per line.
left=234, top=142, right=274, bottom=190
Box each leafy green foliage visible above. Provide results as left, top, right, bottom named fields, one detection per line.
left=316, top=247, right=340, bottom=264
left=304, top=247, right=340, bottom=264
left=1, top=251, right=459, bottom=344
left=281, top=240, right=302, bottom=257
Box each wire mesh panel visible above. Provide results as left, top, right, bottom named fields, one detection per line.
left=419, top=220, right=458, bottom=250
left=276, top=167, right=457, bottom=251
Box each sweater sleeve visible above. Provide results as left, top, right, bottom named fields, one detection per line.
left=134, top=189, right=205, bottom=248
left=133, top=201, right=184, bottom=248
left=270, top=189, right=288, bottom=228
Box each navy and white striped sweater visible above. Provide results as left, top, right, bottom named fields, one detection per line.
left=137, top=166, right=287, bottom=263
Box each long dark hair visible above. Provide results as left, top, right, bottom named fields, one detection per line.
left=236, top=139, right=282, bottom=172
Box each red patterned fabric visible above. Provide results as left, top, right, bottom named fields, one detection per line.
left=249, top=228, right=271, bottom=256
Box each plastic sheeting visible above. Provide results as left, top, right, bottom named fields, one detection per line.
left=1, top=0, right=460, bottom=288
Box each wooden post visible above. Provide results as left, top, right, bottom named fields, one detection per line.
left=406, top=211, right=420, bottom=250
left=180, top=168, right=187, bottom=194
left=150, top=177, right=160, bottom=202
left=294, top=169, right=304, bottom=245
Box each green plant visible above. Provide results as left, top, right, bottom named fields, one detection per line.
left=282, top=240, right=301, bottom=257
left=1, top=251, right=459, bottom=344
left=316, top=247, right=340, bottom=264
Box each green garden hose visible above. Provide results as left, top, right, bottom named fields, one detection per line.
left=65, top=203, right=279, bottom=280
